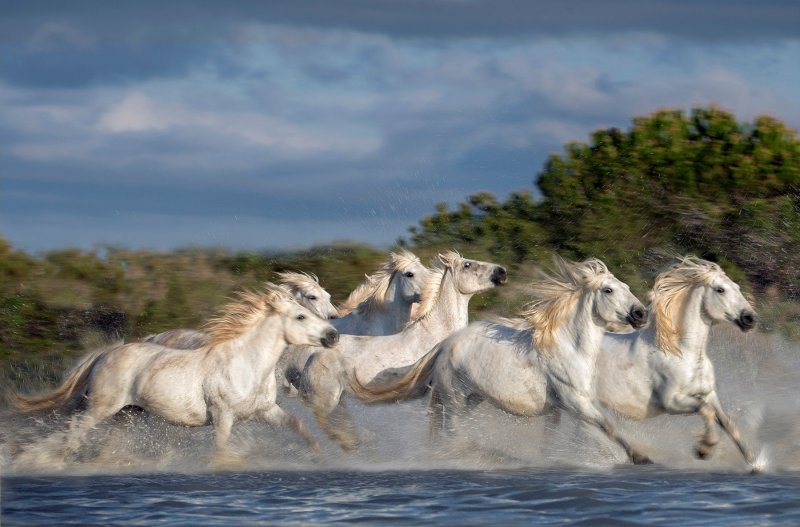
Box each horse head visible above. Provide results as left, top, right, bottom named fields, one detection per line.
left=523, top=257, right=646, bottom=354
left=277, top=271, right=339, bottom=320
left=439, top=250, right=507, bottom=295
left=272, top=285, right=340, bottom=348
left=695, top=262, right=757, bottom=332
left=390, top=250, right=431, bottom=304
left=582, top=261, right=648, bottom=331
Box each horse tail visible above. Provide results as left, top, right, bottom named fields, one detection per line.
left=349, top=342, right=444, bottom=403
left=9, top=344, right=113, bottom=413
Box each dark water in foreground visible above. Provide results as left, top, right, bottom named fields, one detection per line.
left=3, top=468, right=800, bottom=526
left=3, top=330, right=799, bottom=525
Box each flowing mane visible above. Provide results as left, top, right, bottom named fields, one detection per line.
left=204, top=283, right=291, bottom=346
left=650, top=256, right=723, bottom=356
left=338, top=251, right=422, bottom=316
left=412, top=251, right=462, bottom=321
left=276, top=271, right=321, bottom=296
left=519, top=257, right=610, bottom=356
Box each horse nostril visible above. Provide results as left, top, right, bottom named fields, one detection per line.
left=492, top=266, right=508, bottom=284
left=329, top=314, right=339, bottom=320
left=740, top=312, right=755, bottom=327
left=322, top=329, right=339, bottom=347
left=628, top=306, right=648, bottom=327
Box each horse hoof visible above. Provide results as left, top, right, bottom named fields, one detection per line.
left=633, top=455, right=654, bottom=465
left=694, top=445, right=713, bottom=460
left=211, top=450, right=245, bottom=470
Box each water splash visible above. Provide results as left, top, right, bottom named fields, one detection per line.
left=2, top=325, right=799, bottom=475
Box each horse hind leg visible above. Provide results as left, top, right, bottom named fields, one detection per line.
left=62, top=402, right=121, bottom=463
left=428, top=388, right=445, bottom=441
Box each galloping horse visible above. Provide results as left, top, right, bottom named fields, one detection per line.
left=334, top=250, right=430, bottom=336
left=11, top=283, right=339, bottom=463
left=299, top=251, right=507, bottom=451
left=595, top=256, right=761, bottom=470
left=143, top=271, right=338, bottom=349
left=352, top=258, right=653, bottom=464
left=279, top=251, right=430, bottom=395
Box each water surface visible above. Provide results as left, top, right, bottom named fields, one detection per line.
left=4, top=467, right=800, bottom=526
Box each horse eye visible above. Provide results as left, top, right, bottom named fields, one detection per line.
left=604, top=288, right=613, bottom=294
left=715, top=287, right=725, bottom=294
left=404, top=272, right=414, bottom=278
left=307, top=295, right=317, bottom=300
left=464, top=262, right=471, bottom=268
left=296, top=314, right=306, bottom=321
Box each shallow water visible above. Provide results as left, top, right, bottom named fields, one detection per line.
left=4, top=467, right=800, bottom=526
left=2, top=327, right=800, bottom=525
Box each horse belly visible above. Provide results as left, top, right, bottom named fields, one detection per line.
left=459, top=345, right=547, bottom=417
left=134, top=367, right=208, bottom=427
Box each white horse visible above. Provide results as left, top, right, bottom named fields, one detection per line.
left=595, top=256, right=761, bottom=470
left=143, top=271, right=339, bottom=349
left=279, top=251, right=431, bottom=395
left=299, top=251, right=507, bottom=451
left=333, top=250, right=430, bottom=336
left=351, top=258, right=653, bottom=464
left=11, top=283, right=339, bottom=464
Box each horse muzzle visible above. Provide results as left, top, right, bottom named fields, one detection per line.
left=491, top=266, right=508, bottom=285
left=321, top=329, right=339, bottom=348
left=626, top=305, right=648, bottom=329
left=735, top=310, right=756, bottom=332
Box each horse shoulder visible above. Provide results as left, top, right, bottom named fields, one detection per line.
left=596, top=334, right=660, bottom=419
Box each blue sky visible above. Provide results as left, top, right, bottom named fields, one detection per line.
left=2, top=1, right=799, bottom=253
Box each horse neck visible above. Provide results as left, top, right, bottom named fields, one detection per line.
left=640, top=286, right=711, bottom=362
left=210, top=315, right=285, bottom=373
left=376, top=274, right=413, bottom=327
left=544, top=293, right=606, bottom=394
left=674, top=287, right=712, bottom=359
left=418, top=269, right=470, bottom=335
left=554, top=293, right=605, bottom=362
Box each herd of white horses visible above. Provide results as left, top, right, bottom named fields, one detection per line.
left=10, top=250, right=763, bottom=472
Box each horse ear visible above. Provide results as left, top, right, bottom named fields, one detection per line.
left=437, top=250, right=460, bottom=268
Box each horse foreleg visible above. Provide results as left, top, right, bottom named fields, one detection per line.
left=706, top=391, right=758, bottom=468
left=695, top=403, right=720, bottom=459
left=209, top=406, right=239, bottom=466
left=572, top=399, right=653, bottom=465
left=258, top=405, right=322, bottom=459
left=314, top=401, right=361, bottom=452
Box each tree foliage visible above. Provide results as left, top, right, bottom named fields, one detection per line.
left=409, top=107, right=800, bottom=299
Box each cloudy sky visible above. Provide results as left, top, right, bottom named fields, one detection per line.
left=2, top=1, right=799, bottom=253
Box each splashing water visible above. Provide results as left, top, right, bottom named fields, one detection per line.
left=1, top=325, right=799, bottom=476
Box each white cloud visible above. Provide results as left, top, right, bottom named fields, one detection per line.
left=97, top=91, right=167, bottom=132
left=4, top=25, right=800, bottom=250
left=96, top=90, right=382, bottom=160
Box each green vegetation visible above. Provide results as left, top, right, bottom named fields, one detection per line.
left=2, top=106, right=799, bottom=393
left=407, top=107, right=799, bottom=316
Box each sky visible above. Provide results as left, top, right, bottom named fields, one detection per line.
left=2, top=1, right=799, bottom=254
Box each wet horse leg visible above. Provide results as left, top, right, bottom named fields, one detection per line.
left=258, top=404, right=321, bottom=458
left=571, top=398, right=653, bottom=465
left=314, top=399, right=361, bottom=451
left=695, top=403, right=720, bottom=459
left=209, top=406, right=239, bottom=465
left=706, top=391, right=758, bottom=467
left=57, top=399, right=122, bottom=463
